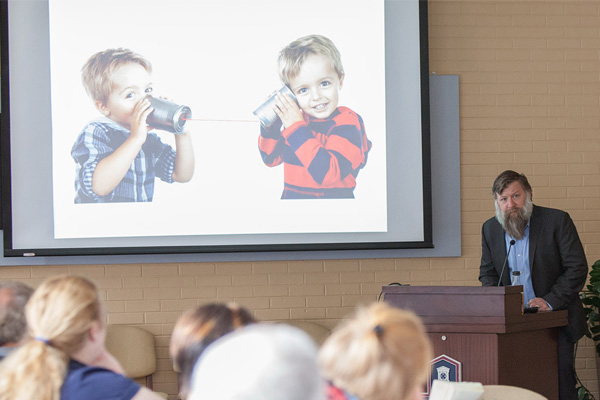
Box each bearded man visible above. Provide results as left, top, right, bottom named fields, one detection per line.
left=479, top=170, right=588, bottom=400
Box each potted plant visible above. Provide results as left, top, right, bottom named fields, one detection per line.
left=579, top=259, right=600, bottom=400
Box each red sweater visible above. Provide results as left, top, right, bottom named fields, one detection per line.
left=258, top=106, right=371, bottom=199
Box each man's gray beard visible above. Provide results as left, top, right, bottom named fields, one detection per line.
left=495, top=196, right=533, bottom=240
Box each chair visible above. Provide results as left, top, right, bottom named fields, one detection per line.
left=105, top=324, right=168, bottom=399
left=478, top=385, right=548, bottom=400
left=282, top=320, right=331, bottom=346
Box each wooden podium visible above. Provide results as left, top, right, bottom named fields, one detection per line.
left=383, top=285, right=567, bottom=399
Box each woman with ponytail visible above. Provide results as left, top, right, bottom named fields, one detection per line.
left=318, top=302, right=433, bottom=400
left=0, top=275, right=164, bottom=400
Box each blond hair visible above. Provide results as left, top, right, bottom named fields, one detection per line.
left=278, top=34, right=344, bottom=86
left=81, top=48, right=152, bottom=105
left=0, top=276, right=102, bottom=400
left=318, top=302, right=433, bottom=400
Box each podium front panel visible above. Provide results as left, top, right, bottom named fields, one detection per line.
left=383, top=285, right=565, bottom=399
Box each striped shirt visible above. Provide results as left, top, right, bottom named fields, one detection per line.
left=258, top=107, right=371, bottom=199
left=326, top=382, right=360, bottom=400
left=71, top=117, right=175, bottom=203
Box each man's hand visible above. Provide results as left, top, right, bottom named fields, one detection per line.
left=274, top=92, right=303, bottom=129
left=527, top=297, right=551, bottom=312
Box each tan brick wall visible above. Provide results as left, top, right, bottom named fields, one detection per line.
left=1, top=1, right=599, bottom=398
left=429, top=0, right=600, bottom=396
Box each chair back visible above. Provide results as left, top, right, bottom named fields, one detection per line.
left=105, top=325, right=157, bottom=387
left=283, top=320, right=331, bottom=346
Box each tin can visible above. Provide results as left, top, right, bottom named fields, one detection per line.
left=146, top=96, right=191, bottom=134
left=253, top=85, right=297, bottom=130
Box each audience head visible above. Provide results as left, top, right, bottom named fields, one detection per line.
left=0, top=275, right=103, bottom=400
left=0, top=281, right=34, bottom=347
left=170, top=302, right=256, bottom=398
left=189, top=323, right=325, bottom=400
left=318, top=302, right=432, bottom=400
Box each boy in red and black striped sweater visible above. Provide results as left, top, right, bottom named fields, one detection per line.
left=258, top=35, right=371, bottom=199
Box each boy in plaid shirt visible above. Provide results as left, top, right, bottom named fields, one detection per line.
left=72, top=48, right=194, bottom=203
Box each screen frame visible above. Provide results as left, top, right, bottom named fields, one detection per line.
left=0, top=0, right=432, bottom=258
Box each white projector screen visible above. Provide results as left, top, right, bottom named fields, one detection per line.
left=0, top=0, right=432, bottom=257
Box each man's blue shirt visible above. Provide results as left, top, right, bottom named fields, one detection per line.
left=505, top=224, right=536, bottom=304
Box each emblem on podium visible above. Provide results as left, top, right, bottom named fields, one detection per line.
left=425, top=354, right=462, bottom=395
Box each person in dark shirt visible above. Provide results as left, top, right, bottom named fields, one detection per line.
left=0, top=276, right=164, bottom=400
left=479, top=170, right=588, bottom=400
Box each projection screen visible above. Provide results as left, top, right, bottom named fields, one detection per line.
left=0, top=0, right=432, bottom=257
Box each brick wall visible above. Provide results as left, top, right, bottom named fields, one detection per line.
left=428, top=0, right=600, bottom=396
left=0, top=1, right=599, bottom=398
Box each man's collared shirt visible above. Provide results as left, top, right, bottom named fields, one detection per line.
left=505, top=224, right=536, bottom=304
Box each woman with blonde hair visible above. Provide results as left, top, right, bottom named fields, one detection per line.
left=169, top=302, right=256, bottom=399
left=318, top=302, right=433, bottom=400
left=0, top=275, right=164, bottom=400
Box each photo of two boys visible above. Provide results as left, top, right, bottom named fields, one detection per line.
left=49, top=0, right=406, bottom=241
left=72, top=35, right=371, bottom=203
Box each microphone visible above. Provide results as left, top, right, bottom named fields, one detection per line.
left=497, top=239, right=516, bottom=286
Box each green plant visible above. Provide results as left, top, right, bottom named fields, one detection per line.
left=581, top=260, right=600, bottom=353
left=578, top=259, right=600, bottom=400
left=579, top=386, right=595, bottom=400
